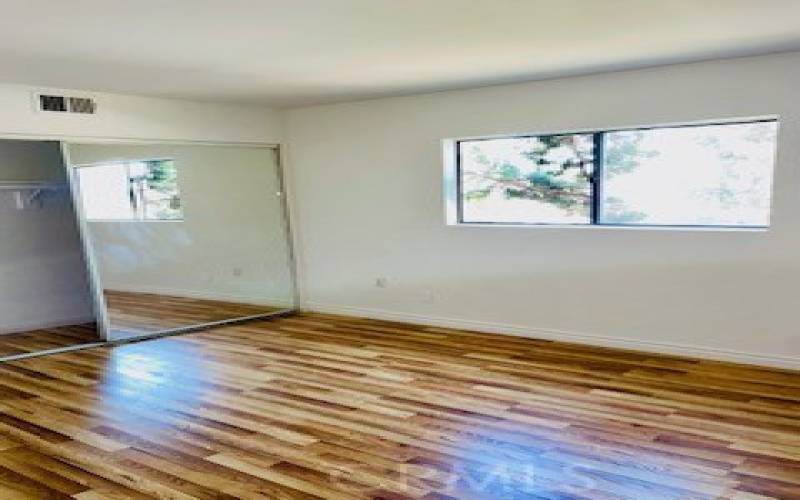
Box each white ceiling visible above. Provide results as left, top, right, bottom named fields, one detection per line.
left=1, top=0, right=799, bottom=107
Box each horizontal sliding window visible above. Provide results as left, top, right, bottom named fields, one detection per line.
left=456, top=119, right=778, bottom=228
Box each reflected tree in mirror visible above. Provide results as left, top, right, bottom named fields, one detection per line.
left=128, top=160, right=182, bottom=220
left=142, top=160, right=182, bottom=220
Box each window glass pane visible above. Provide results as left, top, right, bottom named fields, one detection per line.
left=459, top=134, right=593, bottom=224
left=77, top=164, right=134, bottom=220
left=599, top=121, right=777, bottom=226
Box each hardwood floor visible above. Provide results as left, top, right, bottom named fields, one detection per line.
left=0, top=324, right=99, bottom=359
left=104, top=290, right=287, bottom=339
left=0, top=312, right=797, bottom=498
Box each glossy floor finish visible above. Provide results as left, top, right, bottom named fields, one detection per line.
left=0, top=324, right=99, bottom=359
left=0, top=313, right=797, bottom=499
left=104, top=290, right=287, bottom=339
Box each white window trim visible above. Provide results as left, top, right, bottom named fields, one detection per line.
left=442, top=115, right=779, bottom=232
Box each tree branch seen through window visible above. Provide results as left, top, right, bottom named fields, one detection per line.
left=457, top=120, right=777, bottom=227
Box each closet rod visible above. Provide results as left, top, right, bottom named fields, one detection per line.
left=0, top=181, right=65, bottom=190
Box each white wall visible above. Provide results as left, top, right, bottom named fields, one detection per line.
left=285, top=52, right=800, bottom=368
left=0, top=140, right=94, bottom=333
left=69, top=144, right=294, bottom=307
left=0, top=84, right=282, bottom=144
left=0, top=140, right=68, bottom=182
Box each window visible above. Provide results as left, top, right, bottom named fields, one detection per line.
left=456, top=119, right=778, bottom=228
left=76, top=159, right=183, bottom=221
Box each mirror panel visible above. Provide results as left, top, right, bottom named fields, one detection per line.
left=66, top=143, right=294, bottom=341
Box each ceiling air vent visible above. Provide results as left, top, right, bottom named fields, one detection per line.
left=36, top=93, right=97, bottom=114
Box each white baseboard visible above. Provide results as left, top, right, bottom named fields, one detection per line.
left=302, top=302, right=800, bottom=370
left=106, top=285, right=294, bottom=308
left=0, top=315, right=96, bottom=336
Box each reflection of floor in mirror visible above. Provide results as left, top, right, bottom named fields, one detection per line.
left=0, top=323, right=100, bottom=358
left=104, top=290, right=286, bottom=338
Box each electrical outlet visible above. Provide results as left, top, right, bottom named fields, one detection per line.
left=375, top=277, right=388, bottom=288
left=232, top=267, right=243, bottom=277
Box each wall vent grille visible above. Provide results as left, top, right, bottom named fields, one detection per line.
left=68, top=97, right=96, bottom=114
left=38, top=94, right=67, bottom=112
left=37, top=93, right=96, bottom=114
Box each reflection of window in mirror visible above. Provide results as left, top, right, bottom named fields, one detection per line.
left=76, top=159, right=183, bottom=221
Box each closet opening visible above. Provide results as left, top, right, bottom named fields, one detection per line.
left=0, top=139, right=100, bottom=359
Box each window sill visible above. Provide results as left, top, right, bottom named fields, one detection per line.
left=449, top=222, right=769, bottom=232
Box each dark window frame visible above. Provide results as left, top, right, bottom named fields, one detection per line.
left=455, top=118, right=777, bottom=229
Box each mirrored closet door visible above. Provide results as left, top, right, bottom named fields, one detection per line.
left=65, top=142, right=295, bottom=341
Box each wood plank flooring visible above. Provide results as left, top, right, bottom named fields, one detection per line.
left=0, top=324, right=99, bottom=359
left=0, top=312, right=797, bottom=498
left=104, top=290, right=287, bottom=339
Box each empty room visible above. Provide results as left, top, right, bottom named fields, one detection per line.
left=0, top=1, right=797, bottom=498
